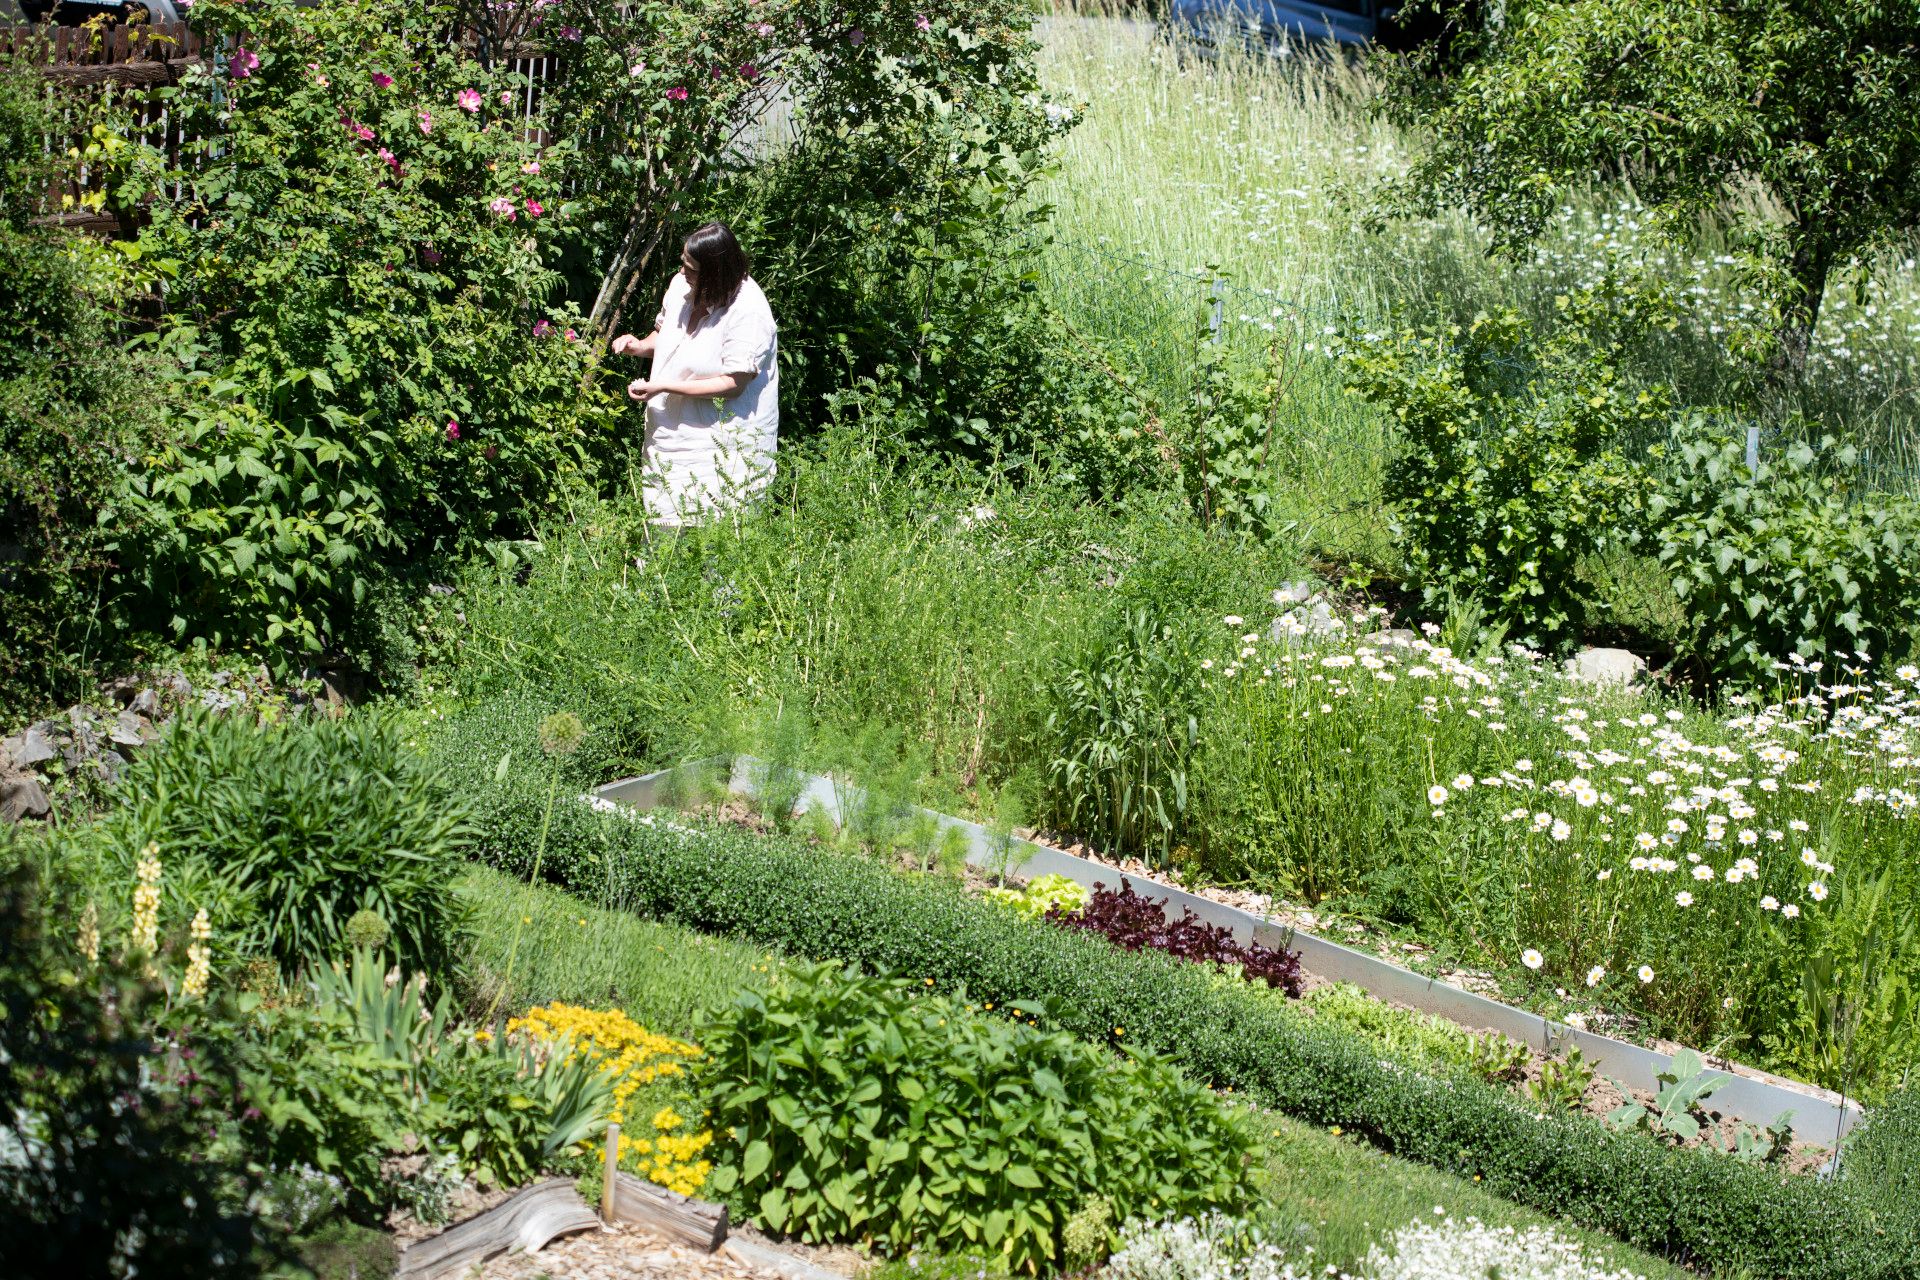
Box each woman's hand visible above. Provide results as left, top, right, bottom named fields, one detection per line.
left=627, top=378, right=657, bottom=402
left=611, top=330, right=658, bottom=358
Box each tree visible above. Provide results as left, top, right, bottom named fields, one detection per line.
left=1380, top=0, right=1920, bottom=377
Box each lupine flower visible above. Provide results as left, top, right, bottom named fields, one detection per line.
left=457, top=88, right=483, bottom=113
left=372, top=71, right=394, bottom=88
left=78, top=901, right=100, bottom=966
left=228, top=46, right=259, bottom=79
left=132, top=845, right=163, bottom=975
left=182, top=908, right=213, bottom=999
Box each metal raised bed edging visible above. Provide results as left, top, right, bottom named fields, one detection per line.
left=592, top=758, right=1862, bottom=1143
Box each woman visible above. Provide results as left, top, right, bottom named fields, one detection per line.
left=611, top=222, right=779, bottom=527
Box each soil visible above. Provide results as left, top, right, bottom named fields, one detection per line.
left=471, top=1219, right=862, bottom=1279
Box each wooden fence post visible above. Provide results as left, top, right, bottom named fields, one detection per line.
left=601, top=1121, right=620, bottom=1224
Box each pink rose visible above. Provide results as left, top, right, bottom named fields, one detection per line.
left=457, top=88, right=483, bottom=113
left=751, top=21, right=773, bottom=36
left=565, top=328, right=578, bottom=341
left=228, top=46, right=259, bottom=79
left=533, top=318, right=553, bottom=338
left=421, top=245, right=443, bottom=265
left=445, top=419, right=462, bottom=441
left=559, top=25, right=580, bottom=40
left=521, top=160, right=540, bottom=175
left=488, top=196, right=516, bottom=219
left=417, top=109, right=433, bottom=135
left=525, top=199, right=543, bottom=217
left=499, top=89, right=514, bottom=105
left=740, top=63, right=759, bottom=80
left=354, top=123, right=375, bottom=142
left=666, top=86, right=687, bottom=101
left=914, top=12, right=930, bottom=30
left=372, top=71, right=393, bottom=88
left=847, top=27, right=865, bottom=45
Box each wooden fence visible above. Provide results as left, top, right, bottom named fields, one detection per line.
left=4, top=19, right=561, bottom=235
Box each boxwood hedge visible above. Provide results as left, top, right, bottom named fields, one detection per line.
left=439, top=708, right=1913, bottom=1279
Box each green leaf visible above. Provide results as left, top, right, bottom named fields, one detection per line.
left=743, top=1140, right=772, bottom=1185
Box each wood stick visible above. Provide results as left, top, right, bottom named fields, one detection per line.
left=601, top=1121, right=621, bottom=1223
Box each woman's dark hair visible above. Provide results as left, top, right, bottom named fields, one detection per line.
left=683, top=221, right=750, bottom=324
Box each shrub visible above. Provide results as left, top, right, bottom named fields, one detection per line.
left=73, top=708, right=474, bottom=982
left=0, top=864, right=267, bottom=1278
left=437, top=735, right=1917, bottom=1280
left=1343, top=300, right=1659, bottom=649
left=0, top=63, right=160, bottom=719
left=698, top=962, right=1254, bottom=1271
left=1649, top=427, right=1920, bottom=686
left=1048, top=881, right=1302, bottom=996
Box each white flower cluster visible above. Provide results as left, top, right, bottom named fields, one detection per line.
left=1364, top=1216, right=1648, bottom=1280
left=1107, top=1212, right=1317, bottom=1280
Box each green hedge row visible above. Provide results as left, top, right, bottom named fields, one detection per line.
left=439, top=707, right=1913, bottom=1280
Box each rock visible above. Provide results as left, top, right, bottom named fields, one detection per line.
left=111, top=710, right=155, bottom=749
left=1565, top=647, right=1647, bottom=687
left=9, top=723, right=57, bottom=768
left=129, top=686, right=158, bottom=716
left=1, top=771, right=51, bottom=823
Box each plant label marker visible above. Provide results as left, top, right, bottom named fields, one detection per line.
left=602, top=1121, right=621, bottom=1223
left=1746, top=425, right=1760, bottom=475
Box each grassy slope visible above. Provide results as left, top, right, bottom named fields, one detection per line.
left=456, top=864, right=1688, bottom=1278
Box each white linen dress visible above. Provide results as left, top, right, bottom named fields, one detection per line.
left=640, top=272, right=780, bottom=526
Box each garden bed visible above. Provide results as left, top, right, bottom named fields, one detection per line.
left=593, top=759, right=1859, bottom=1147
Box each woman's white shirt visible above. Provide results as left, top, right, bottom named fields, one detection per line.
left=643, top=272, right=779, bottom=525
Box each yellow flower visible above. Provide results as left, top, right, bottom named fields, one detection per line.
left=131, top=844, right=163, bottom=975
left=182, top=907, right=213, bottom=999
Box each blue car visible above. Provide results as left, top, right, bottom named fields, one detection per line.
left=1165, top=0, right=1401, bottom=52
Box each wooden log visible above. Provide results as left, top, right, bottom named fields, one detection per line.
left=395, top=1178, right=601, bottom=1280
left=42, top=58, right=208, bottom=85
left=608, top=1171, right=729, bottom=1252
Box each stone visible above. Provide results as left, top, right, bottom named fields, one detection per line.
left=1564, top=647, right=1647, bottom=687
left=9, top=723, right=57, bottom=768
left=1, top=771, right=51, bottom=823
left=111, top=710, right=154, bottom=749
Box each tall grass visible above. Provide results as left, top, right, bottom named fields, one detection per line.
left=1030, top=9, right=1920, bottom=493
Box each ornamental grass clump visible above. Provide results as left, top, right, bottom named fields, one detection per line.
left=697, top=962, right=1254, bottom=1273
